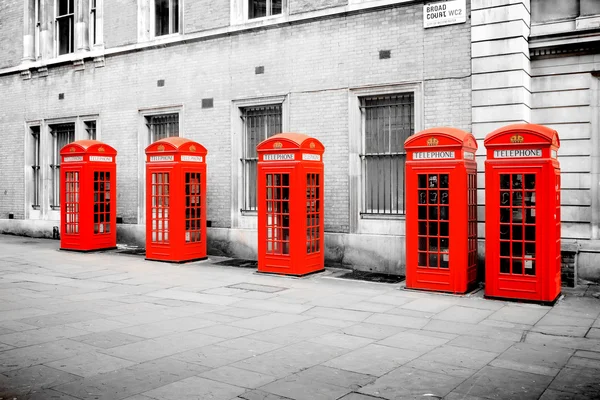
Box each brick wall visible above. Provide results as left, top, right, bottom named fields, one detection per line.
left=185, top=0, right=230, bottom=32
left=0, top=0, right=22, bottom=69
left=290, top=0, right=348, bottom=15
left=0, top=2, right=472, bottom=235
left=104, top=0, right=138, bottom=48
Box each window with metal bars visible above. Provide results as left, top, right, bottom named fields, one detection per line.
left=31, top=126, right=41, bottom=209
left=85, top=120, right=96, bottom=140
left=249, top=0, right=283, bottom=19
left=50, top=123, right=75, bottom=209
left=57, top=0, right=74, bottom=55
left=146, top=113, right=179, bottom=143
left=241, top=104, right=282, bottom=211
left=360, top=93, right=414, bottom=215
left=155, top=0, right=179, bottom=36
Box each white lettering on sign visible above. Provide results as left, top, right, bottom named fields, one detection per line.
left=494, top=149, right=542, bottom=158
left=89, top=156, right=113, bottom=162
left=423, top=0, right=466, bottom=29
left=552, top=150, right=558, bottom=159
left=63, top=156, right=83, bottom=162
left=302, top=153, right=321, bottom=161
left=464, top=152, right=475, bottom=160
left=263, top=153, right=295, bottom=161
left=150, top=155, right=174, bottom=162
left=413, top=151, right=455, bottom=160
left=181, top=155, right=203, bottom=162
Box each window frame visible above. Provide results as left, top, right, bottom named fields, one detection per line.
left=248, top=0, right=284, bottom=20
left=349, top=83, right=422, bottom=235
left=359, top=93, right=415, bottom=216
left=137, top=106, right=183, bottom=224
left=55, top=0, right=75, bottom=56
left=231, top=95, right=288, bottom=229
left=152, top=0, right=180, bottom=37
left=49, top=122, right=76, bottom=209
left=240, top=103, right=283, bottom=212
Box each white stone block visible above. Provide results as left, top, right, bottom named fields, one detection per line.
left=472, top=0, right=530, bottom=12
left=472, top=86, right=531, bottom=107
left=472, top=3, right=530, bottom=26
left=472, top=53, right=531, bottom=75
left=532, top=89, right=590, bottom=108
left=531, top=106, right=591, bottom=124
left=473, top=104, right=531, bottom=123
left=559, top=156, right=593, bottom=174
left=472, top=20, right=530, bottom=42
left=543, top=123, right=591, bottom=140
left=472, top=37, right=529, bottom=58
left=532, top=73, right=591, bottom=92
left=473, top=70, right=530, bottom=90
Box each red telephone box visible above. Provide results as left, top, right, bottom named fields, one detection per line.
left=256, top=133, right=325, bottom=276
left=404, top=128, right=478, bottom=293
left=60, top=140, right=117, bottom=251
left=484, top=124, right=561, bottom=303
left=145, top=137, right=208, bottom=263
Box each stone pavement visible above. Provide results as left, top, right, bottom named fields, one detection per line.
left=0, top=234, right=599, bottom=400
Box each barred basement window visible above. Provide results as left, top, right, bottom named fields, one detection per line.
left=249, top=0, right=282, bottom=19
left=85, top=120, right=96, bottom=140
left=31, top=126, right=41, bottom=209
left=146, top=113, right=179, bottom=142
left=50, top=123, right=75, bottom=209
left=241, top=104, right=282, bottom=211
left=360, top=93, right=414, bottom=215
left=155, top=0, right=179, bottom=36
left=57, top=0, right=74, bottom=55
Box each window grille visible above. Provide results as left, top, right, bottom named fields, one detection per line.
left=241, top=104, right=282, bottom=211
left=31, top=126, right=41, bottom=209
left=85, top=120, right=96, bottom=140
left=249, top=0, right=282, bottom=19
left=155, top=0, right=179, bottom=36
left=360, top=93, right=414, bottom=215
left=146, top=113, right=179, bottom=142
left=50, top=123, right=75, bottom=209
left=57, top=0, right=74, bottom=55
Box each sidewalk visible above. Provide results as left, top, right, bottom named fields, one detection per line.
left=0, top=234, right=599, bottom=400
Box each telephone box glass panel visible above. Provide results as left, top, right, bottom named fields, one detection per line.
left=93, top=171, right=111, bottom=235
left=417, top=173, right=449, bottom=269
left=151, top=172, right=170, bottom=243
left=266, top=173, right=290, bottom=255
left=185, top=172, right=202, bottom=243
left=306, top=173, right=320, bottom=254
left=64, top=171, right=79, bottom=234
left=499, top=173, right=536, bottom=276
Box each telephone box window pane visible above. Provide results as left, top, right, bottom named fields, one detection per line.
left=306, top=173, right=321, bottom=254
left=64, top=171, right=79, bottom=234
left=185, top=172, right=202, bottom=243
left=93, top=171, right=111, bottom=235
left=266, top=173, right=290, bottom=255
left=500, top=258, right=510, bottom=274
left=151, top=172, right=170, bottom=243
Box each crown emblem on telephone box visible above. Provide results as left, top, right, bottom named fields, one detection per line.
left=427, top=137, right=439, bottom=146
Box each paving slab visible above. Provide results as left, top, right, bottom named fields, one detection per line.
left=199, top=365, right=277, bottom=389
left=489, top=342, right=574, bottom=377
left=453, top=366, right=554, bottom=400
left=53, top=357, right=208, bottom=400
left=416, top=345, right=499, bottom=371
left=432, top=305, right=495, bottom=324
left=142, top=375, right=247, bottom=400
left=359, top=365, right=465, bottom=399
left=1, top=364, right=82, bottom=395
left=70, top=330, right=146, bottom=349
left=548, top=366, right=600, bottom=397
left=259, top=374, right=351, bottom=400
left=323, top=343, right=420, bottom=377
left=293, top=365, right=376, bottom=390
left=487, top=304, right=549, bottom=325
left=232, top=341, right=348, bottom=378
left=237, top=389, right=295, bottom=400
left=44, top=351, right=137, bottom=377
left=339, top=322, right=405, bottom=340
